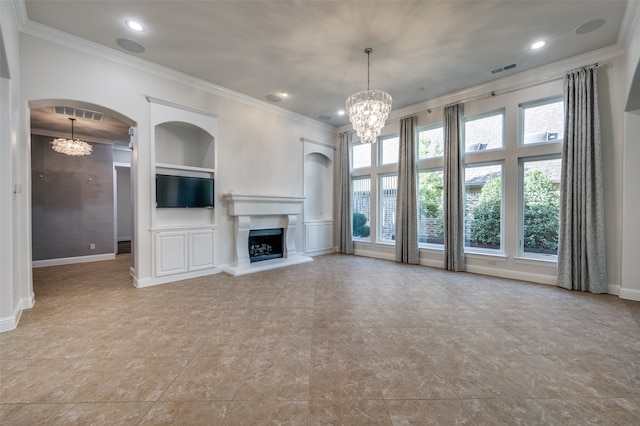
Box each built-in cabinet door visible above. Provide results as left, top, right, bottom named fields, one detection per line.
left=190, top=230, right=217, bottom=271
left=155, top=229, right=217, bottom=277
left=155, top=232, right=188, bottom=276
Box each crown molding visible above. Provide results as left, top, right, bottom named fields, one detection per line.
left=300, top=137, right=336, bottom=150
left=146, top=96, right=221, bottom=119
left=11, top=0, right=28, bottom=31
left=618, top=0, right=640, bottom=49
left=19, top=19, right=336, bottom=133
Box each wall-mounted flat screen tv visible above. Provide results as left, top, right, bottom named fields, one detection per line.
left=156, top=174, right=214, bottom=208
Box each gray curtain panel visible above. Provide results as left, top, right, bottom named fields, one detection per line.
left=337, top=132, right=354, bottom=254
left=395, top=115, right=419, bottom=264
left=558, top=66, right=607, bottom=293
left=443, top=103, right=466, bottom=272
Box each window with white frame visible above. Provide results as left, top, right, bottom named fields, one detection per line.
left=352, top=142, right=371, bottom=169
left=521, top=98, right=564, bottom=145
left=380, top=136, right=399, bottom=165
left=464, top=164, right=503, bottom=251
left=350, top=134, right=399, bottom=244
left=518, top=96, right=564, bottom=258
left=417, top=124, right=445, bottom=247
left=464, top=110, right=504, bottom=152
left=379, top=174, right=398, bottom=242
left=521, top=157, right=561, bottom=256
left=417, top=169, right=444, bottom=245
left=352, top=176, right=371, bottom=240
left=418, top=126, right=444, bottom=159
left=345, top=92, right=563, bottom=264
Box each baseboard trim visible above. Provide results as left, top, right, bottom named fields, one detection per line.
left=0, top=292, right=35, bottom=333
left=466, top=264, right=557, bottom=285
left=136, top=267, right=223, bottom=288
left=608, top=284, right=621, bottom=296
left=354, top=248, right=395, bottom=262
left=620, top=287, right=640, bottom=301
left=0, top=305, right=21, bottom=332
left=32, top=253, right=116, bottom=268
left=306, top=248, right=336, bottom=257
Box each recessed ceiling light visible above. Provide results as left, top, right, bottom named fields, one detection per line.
left=280, top=92, right=289, bottom=98
left=337, top=110, right=345, bottom=116
left=125, top=20, right=144, bottom=32
left=530, top=41, right=546, bottom=50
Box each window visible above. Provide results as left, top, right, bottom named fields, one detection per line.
left=418, top=169, right=444, bottom=245
left=417, top=124, right=445, bottom=247
left=352, top=177, right=371, bottom=239
left=352, top=143, right=371, bottom=169
left=418, top=126, right=444, bottom=159
left=464, top=111, right=504, bottom=152
left=521, top=98, right=564, bottom=145
left=465, top=164, right=502, bottom=251
left=521, top=158, right=561, bottom=256
left=380, top=136, right=399, bottom=165
left=379, top=174, right=398, bottom=242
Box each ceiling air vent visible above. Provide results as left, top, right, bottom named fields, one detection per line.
left=491, top=62, right=518, bottom=75
left=54, top=106, right=105, bottom=121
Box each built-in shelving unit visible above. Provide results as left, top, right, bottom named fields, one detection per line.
left=144, top=96, right=221, bottom=287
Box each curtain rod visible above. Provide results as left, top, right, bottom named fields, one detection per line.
left=425, top=62, right=602, bottom=114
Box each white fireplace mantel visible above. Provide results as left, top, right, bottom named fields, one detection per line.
left=225, top=194, right=306, bottom=216
left=223, top=194, right=312, bottom=276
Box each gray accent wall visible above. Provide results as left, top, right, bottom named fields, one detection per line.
left=31, top=134, right=114, bottom=260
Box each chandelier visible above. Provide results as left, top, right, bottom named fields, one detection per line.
left=346, top=48, right=392, bottom=144
left=51, top=118, right=93, bottom=157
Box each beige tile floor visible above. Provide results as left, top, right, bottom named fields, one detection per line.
left=1, top=253, right=639, bottom=425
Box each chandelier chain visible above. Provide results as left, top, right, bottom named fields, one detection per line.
left=366, top=48, right=371, bottom=91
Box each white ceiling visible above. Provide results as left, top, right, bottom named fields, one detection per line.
left=24, top=0, right=630, bottom=140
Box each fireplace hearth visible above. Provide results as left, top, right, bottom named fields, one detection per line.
left=249, top=228, right=283, bottom=263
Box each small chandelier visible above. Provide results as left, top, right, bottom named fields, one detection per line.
left=346, top=48, right=392, bottom=144
left=51, top=118, right=93, bottom=157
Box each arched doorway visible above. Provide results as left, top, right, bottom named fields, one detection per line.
left=28, top=99, right=137, bottom=278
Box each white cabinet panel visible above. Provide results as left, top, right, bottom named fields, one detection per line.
left=154, top=228, right=217, bottom=278
left=319, top=223, right=333, bottom=249
left=190, top=230, right=217, bottom=271
left=305, top=221, right=333, bottom=254
left=155, top=232, right=188, bottom=276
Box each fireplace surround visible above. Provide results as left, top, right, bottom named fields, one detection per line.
left=223, top=194, right=313, bottom=276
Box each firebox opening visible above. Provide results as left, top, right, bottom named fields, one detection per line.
left=249, top=228, right=284, bottom=263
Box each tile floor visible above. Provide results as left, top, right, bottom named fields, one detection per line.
left=1, top=253, right=639, bottom=425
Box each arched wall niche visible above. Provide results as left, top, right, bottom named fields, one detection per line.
left=154, top=121, right=215, bottom=171
left=304, top=152, right=332, bottom=221
left=302, top=138, right=335, bottom=256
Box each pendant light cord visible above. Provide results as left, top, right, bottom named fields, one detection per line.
left=365, top=48, right=372, bottom=91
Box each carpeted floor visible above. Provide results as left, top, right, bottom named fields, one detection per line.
left=1, top=253, right=639, bottom=425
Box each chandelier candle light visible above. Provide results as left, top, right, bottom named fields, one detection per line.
left=346, top=48, right=392, bottom=144
left=51, top=118, right=93, bottom=157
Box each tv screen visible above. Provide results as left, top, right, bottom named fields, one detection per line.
left=156, top=174, right=214, bottom=208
